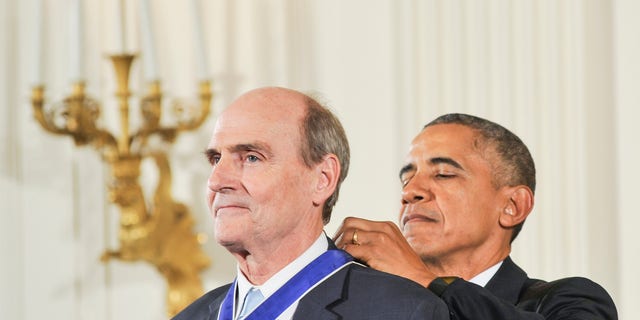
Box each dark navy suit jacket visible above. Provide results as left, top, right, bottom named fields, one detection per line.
left=173, top=241, right=448, bottom=320
left=432, top=256, right=617, bottom=319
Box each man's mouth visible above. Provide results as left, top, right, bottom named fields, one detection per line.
left=213, top=197, right=250, bottom=216
left=401, top=213, right=438, bottom=227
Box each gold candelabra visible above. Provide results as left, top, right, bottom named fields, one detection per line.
left=31, top=54, right=211, bottom=316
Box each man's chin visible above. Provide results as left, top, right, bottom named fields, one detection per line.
left=403, top=229, right=428, bottom=243
left=215, top=233, right=242, bottom=248
left=217, top=238, right=248, bottom=254
left=405, top=236, right=436, bottom=257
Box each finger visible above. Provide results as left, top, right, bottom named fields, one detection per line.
left=341, top=242, right=374, bottom=265
left=341, top=235, right=393, bottom=269
left=332, top=216, right=394, bottom=240
left=331, top=220, right=347, bottom=242
left=346, top=228, right=381, bottom=247
left=332, top=216, right=367, bottom=241
left=333, top=229, right=347, bottom=247
left=342, top=235, right=402, bottom=270
left=335, top=228, right=359, bottom=248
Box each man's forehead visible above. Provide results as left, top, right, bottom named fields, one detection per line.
left=227, top=87, right=307, bottom=114
left=404, top=124, right=489, bottom=167
left=412, top=124, right=479, bottom=150
left=208, top=113, right=301, bottom=151
left=214, top=101, right=304, bottom=138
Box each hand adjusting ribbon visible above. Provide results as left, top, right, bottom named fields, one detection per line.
left=217, top=249, right=354, bottom=320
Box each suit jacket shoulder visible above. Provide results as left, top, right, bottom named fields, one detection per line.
left=433, top=257, right=617, bottom=320
left=295, top=262, right=449, bottom=320
left=518, top=276, right=617, bottom=319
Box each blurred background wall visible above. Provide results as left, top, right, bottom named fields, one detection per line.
left=1, top=0, right=638, bottom=319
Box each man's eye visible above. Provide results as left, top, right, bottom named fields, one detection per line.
left=208, top=155, right=221, bottom=165
left=436, top=173, right=454, bottom=179
left=400, top=175, right=412, bottom=187
left=246, top=155, right=260, bottom=162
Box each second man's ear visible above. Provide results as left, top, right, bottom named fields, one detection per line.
left=499, top=186, right=534, bottom=228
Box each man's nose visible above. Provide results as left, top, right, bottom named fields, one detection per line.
left=401, top=176, right=432, bottom=204
left=207, top=156, right=238, bottom=193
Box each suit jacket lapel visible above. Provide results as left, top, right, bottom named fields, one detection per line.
left=291, top=265, right=350, bottom=320
left=292, top=237, right=353, bottom=320
left=484, top=256, right=528, bottom=304
left=207, top=286, right=231, bottom=320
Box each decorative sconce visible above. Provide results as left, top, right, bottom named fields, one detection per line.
left=30, top=54, right=212, bottom=316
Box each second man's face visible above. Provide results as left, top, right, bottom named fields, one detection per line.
left=398, top=124, right=506, bottom=263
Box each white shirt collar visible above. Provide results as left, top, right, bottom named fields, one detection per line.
left=468, top=260, right=503, bottom=287
left=235, top=233, right=328, bottom=316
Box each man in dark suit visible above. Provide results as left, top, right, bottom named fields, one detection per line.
left=173, top=87, right=448, bottom=320
left=334, top=113, right=617, bottom=319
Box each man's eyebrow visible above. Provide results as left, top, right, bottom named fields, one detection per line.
left=399, top=163, right=415, bottom=180
left=203, top=142, right=273, bottom=161
left=230, top=142, right=272, bottom=156
left=431, top=157, right=464, bottom=170
left=204, top=148, right=219, bottom=160
left=399, top=157, right=464, bottom=179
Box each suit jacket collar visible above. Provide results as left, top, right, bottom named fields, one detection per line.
left=484, top=256, right=528, bottom=304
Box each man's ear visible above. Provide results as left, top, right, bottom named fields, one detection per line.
left=499, top=185, right=534, bottom=228
left=312, top=154, right=340, bottom=206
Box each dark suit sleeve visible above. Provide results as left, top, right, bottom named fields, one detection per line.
left=409, top=297, right=451, bottom=320
left=430, top=277, right=617, bottom=320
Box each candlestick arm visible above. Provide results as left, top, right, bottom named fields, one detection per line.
left=133, top=80, right=212, bottom=146
left=31, top=84, right=118, bottom=158
left=171, top=80, right=212, bottom=132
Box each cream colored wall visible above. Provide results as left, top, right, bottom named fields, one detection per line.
left=613, top=0, right=640, bottom=318
left=1, top=0, right=637, bottom=319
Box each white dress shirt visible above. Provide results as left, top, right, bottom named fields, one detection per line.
left=234, top=233, right=328, bottom=320
left=468, top=260, right=503, bottom=287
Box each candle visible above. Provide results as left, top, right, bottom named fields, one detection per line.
left=190, top=0, right=209, bottom=80
left=115, top=0, right=126, bottom=52
left=139, top=0, right=158, bottom=80
left=68, top=0, right=83, bottom=82
left=32, top=0, right=43, bottom=84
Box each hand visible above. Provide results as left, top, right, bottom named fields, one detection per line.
left=333, top=216, right=437, bottom=287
